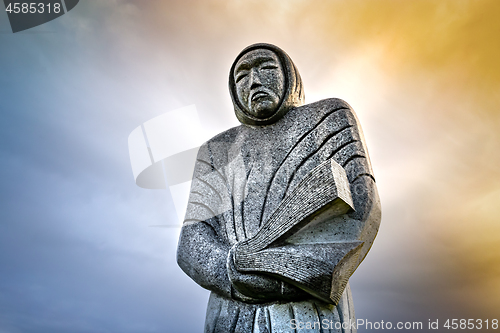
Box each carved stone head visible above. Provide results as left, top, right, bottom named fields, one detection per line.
left=229, top=43, right=305, bottom=126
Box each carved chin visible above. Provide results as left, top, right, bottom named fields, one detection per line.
left=249, top=100, right=278, bottom=119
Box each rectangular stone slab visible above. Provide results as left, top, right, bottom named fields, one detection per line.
left=236, top=158, right=354, bottom=254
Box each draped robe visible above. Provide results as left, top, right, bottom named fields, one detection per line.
left=177, top=98, right=381, bottom=333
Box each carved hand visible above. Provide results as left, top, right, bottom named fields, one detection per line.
left=227, top=245, right=308, bottom=303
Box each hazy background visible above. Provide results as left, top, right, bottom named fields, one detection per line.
left=0, top=1, right=499, bottom=332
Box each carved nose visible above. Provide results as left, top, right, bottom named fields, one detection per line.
left=249, top=69, right=262, bottom=90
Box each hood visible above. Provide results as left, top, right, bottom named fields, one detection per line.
left=229, top=43, right=305, bottom=126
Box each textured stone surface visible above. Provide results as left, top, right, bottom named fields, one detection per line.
left=177, top=43, right=381, bottom=333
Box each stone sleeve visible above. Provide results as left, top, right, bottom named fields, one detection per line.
left=341, top=104, right=381, bottom=266
left=176, top=143, right=233, bottom=298
left=177, top=218, right=233, bottom=299
left=347, top=174, right=381, bottom=266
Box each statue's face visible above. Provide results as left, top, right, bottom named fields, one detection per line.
left=234, top=49, right=285, bottom=119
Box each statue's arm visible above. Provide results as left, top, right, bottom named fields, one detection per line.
left=341, top=102, right=381, bottom=265
left=178, top=221, right=308, bottom=302
left=177, top=142, right=308, bottom=302
left=176, top=142, right=233, bottom=298
left=323, top=99, right=381, bottom=265
left=177, top=220, right=233, bottom=298
left=347, top=172, right=381, bottom=266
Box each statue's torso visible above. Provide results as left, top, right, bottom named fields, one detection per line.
left=188, top=98, right=370, bottom=243
left=185, top=98, right=372, bottom=333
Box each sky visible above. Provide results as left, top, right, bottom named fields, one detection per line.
left=0, top=1, right=499, bottom=332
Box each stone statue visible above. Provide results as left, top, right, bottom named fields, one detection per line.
left=177, top=43, right=381, bottom=333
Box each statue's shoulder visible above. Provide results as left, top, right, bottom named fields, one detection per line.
left=203, top=125, right=242, bottom=147
left=289, top=98, right=358, bottom=125
left=301, top=98, right=354, bottom=113
left=196, top=125, right=244, bottom=166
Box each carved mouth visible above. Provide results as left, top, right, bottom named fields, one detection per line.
left=251, top=91, right=269, bottom=101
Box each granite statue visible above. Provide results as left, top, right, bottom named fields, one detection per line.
left=177, top=43, right=381, bottom=333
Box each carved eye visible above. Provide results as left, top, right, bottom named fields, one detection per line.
left=235, top=72, right=247, bottom=83
left=261, top=65, right=278, bottom=70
